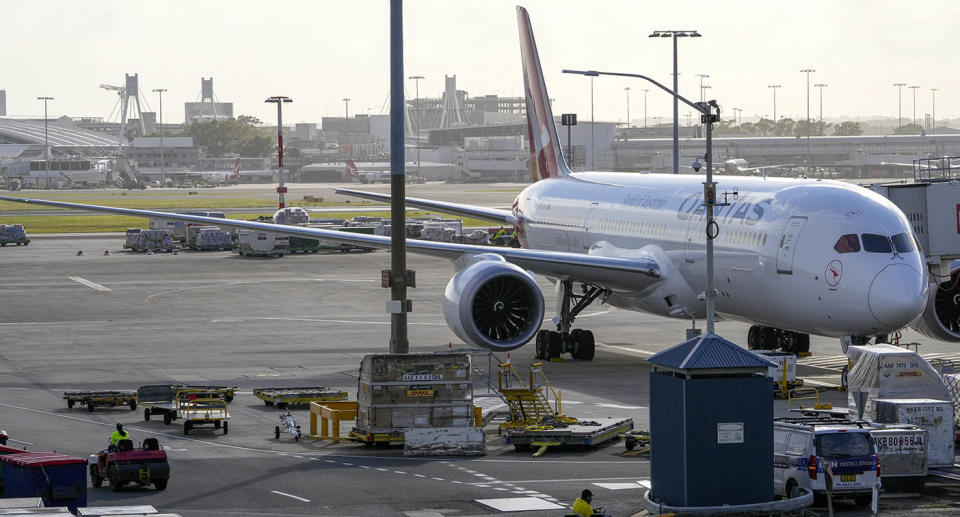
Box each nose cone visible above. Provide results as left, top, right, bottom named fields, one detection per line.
left=868, top=264, right=928, bottom=329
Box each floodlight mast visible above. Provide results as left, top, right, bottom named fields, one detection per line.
left=649, top=30, right=701, bottom=174
left=563, top=69, right=721, bottom=333
left=265, top=96, right=292, bottom=209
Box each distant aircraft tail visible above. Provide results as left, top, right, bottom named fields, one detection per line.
left=229, top=158, right=240, bottom=181
left=517, top=6, right=571, bottom=181
left=346, top=159, right=361, bottom=180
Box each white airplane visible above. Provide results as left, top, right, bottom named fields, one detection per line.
left=0, top=7, right=944, bottom=360
left=723, top=158, right=793, bottom=176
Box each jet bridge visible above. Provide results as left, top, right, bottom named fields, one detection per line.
left=869, top=157, right=960, bottom=342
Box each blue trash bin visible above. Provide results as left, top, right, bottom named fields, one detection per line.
left=0, top=452, right=87, bottom=512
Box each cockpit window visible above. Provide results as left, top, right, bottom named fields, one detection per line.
left=834, top=234, right=861, bottom=253
left=891, top=233, right=916, bottom=253
left=862, top=234, right=892, bottom=253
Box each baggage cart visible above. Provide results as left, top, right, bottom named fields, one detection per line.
left=63, top=391, right=137, bottom=413
left=178, top=396, right=229, bottom=435
left=122, top=229, right=141, bottom=249
left=253, top=387, right=348, bottom=409
left=236, top=230, right=288, bottom=257
left=138, top=385, right=235, bottom=425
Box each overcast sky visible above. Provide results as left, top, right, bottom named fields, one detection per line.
left=3, top=1, right=956, bottom=126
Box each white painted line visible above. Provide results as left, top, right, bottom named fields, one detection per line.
left=494, top=487, right=510, bottom=491
left=476, top=476, right=647, bottom=485
left=0, top=387, right=28, bottom=390
left=596, top=403, right=647, bottom=410
left=451, top=480, right=463, bottom=484
left=597, top=343, right=659, bottom=356
left=69, top=276, right=111, bottom=292
left=803, top=379, right=840, bottom=387
left=376, top=468, right=388, bottom=472
left=413, top=474, right=426, bottom=478
left=593, top=482, right=644, bottom=490
left=476, top=497, right=564, bottom=512
left=577, top=309, right=617, bottom=318
left=394, top=471, right=406, bottom=474
left=432, top=477, right=444, bottom=481
left=342, top=462, right=353, bottom=466
left=638, top=480, right=652, bottom=489
left=359, top=465, right=370, bottom=469
left=324, top=460, right=336, bottom=463
left=270, top=490, right=310, bottom=503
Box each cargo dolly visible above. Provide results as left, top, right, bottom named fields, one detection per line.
left=253, top=387, right=348, bottom=409
left=138, top=385, right=234, bottom=425
left=179, top=395, right=229, bottom=435
left=63, top=391, right=137, bottom=412
left=506, top=417, right=634, bottom=457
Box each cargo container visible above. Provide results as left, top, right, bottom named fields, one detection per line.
left=236, top=230, right=288, bottom=257
left=150, top=212, right=225, bottom=242
left=122, top=228, right=141, bottom=249
left=186, top=226, right=232, bottom=251
left=870, top=425, right=928, bottom=489
left=846, top=344, right=950, bottom=419
left=353, top=353, right=474, bottom=443
left=874, top=398, right=955, bottom=467
left=131, top=230, right=174, bottom=252
left=0, top=453, right=87, bottom=512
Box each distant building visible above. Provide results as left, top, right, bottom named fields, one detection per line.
left=127, top=136, right=199, bottom=168
left=184, top=102, right=233, bottom=122
left=0, top=90, right=6, bottom=116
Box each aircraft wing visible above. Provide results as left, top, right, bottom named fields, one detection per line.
left=333, top=188, right=517, bottom=226
left=0, top=196, right=659, bottom=292
left=739, top=164, right=793, bottom=172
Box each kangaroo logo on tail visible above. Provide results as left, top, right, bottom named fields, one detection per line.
left=228, top=158, right=240, bottom=181
left=517, top=6, right=571, bottom=181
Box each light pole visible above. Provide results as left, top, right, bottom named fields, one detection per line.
left=909, top=85, right=920, bottom=126
left=265, top=96, right=292, bottom=209
left=590, top=75, right=594, bottom=169
left=893, top=82, right=906, bottom=128
left=800, top=69, right=815, bottom=175
left=650, top=29, right=702, bottom=174
left=642, top=89, right=649, bottom=128
left=37, top=96, right=54, bottom=181
left=152, top=88, right=167, bottom=187
left=696, top=74, right=710, bottom=102
left=931, top=88, right=939, bottom=132
left=700, top=84, right=711, bottom=107
left=768, top=84, right=781, bottom=123
left=624, top=87, right=630, bottom=128
left=409, top=75, right=424, bottom=175
left=814, top=83, right=827, bottom=126
left=563, top=67, right=721, bottom=333
left=732, top=107, right=741, bottom=125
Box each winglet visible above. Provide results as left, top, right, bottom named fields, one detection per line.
left=517, top=6, right=571, bottom=181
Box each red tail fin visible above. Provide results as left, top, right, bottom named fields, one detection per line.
left=518, top=6, right=570, bottom=181
left=229, top=158, right=240, bottom=180
left=346, top=159, right=361, bottom=180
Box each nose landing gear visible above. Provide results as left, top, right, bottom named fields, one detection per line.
left=747, top=325, right=810, bottom=354
left=533, top=280, right=605, bottom=361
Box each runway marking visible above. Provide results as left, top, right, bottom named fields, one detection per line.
left=0, top=387, right=28, bottom=390
left=596, top=343, right=659, bottom=357
left=475, top=497, right=565, bottom=512
left=432, top=477, right=444, bottom=481
left=476, top=476, right=650, bottom=485
left=270, top=490, right=310, bottom=503
left=210, top=316, right=446, bottom=327
left=68, top=276, right=111, bottom=292
left=596, top=403, right=647, bottom=410
left=342, top=462, right=353, bottom=466
left=413, top=473, right=426, bottom=478
left=592, top=482, right=645, bottom=490
left=577, top=309, right=618, bottom=318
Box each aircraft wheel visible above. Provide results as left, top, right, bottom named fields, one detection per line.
left=747, top=326, right=759, bottom=349
left=574, top=330, right=595, bottom=361
left=534, top=330, right=549, bottom=360
left=545, top=331, right=562, bottom=359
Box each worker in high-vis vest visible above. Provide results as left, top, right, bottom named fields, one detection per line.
left=109, top=423, right=131, bottom=447
left=572, top=489, right=595, bottom=517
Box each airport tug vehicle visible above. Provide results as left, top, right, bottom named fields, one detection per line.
left=90, top=438, right=169, bottom=492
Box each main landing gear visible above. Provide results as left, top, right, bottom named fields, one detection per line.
left=534, top=280, right=605, bottom=361
left=747, top=325, right=810, bottom=354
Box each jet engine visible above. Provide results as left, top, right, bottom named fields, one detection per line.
left=912, top=267, right=960, bottom=342
left=443, top=256, right=544, bottom=352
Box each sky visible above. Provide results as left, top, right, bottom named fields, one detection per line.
left=3, top=0, right=957, bottom=126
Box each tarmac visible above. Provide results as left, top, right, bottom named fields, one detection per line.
left=0, top=183, right=959, bottom=516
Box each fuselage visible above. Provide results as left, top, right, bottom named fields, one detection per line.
left=512, top=171, right=928, bottom=338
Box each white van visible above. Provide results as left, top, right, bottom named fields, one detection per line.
left=774, top=421, right=879, bottom=506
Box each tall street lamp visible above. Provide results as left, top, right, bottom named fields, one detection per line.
left=37, top=96, right=54, bottom=181
left=814, top=83, right=827, bottom=125
left=696, top=74, right=710, bottom=102
left=408, top=75, right=424, bottom=175
left=152, top=88, right=167, bottom=187
left=564, top=67, right=721, bottom=333
left=700, top=85, right=711, bottom=107
left=732, top=107, right=741, bottom=125
left=800, top=68, right=815, bottom=175
left=931, top=88, right=939, bottom=132
left=893, top=82, right=906, bottom=128
left=265, top=96, right=292, bottom=209
left=650, top=29, right=701, bottom=174
left=624, top=87, right=631, bottom=128
left=768, top=84, right=781, bottom=123
left=641, top=89, right=649, bottom=128
left=909, top=85, right=920, bottom=126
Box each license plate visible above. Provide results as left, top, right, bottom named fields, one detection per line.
left=840, top=474, right=856, bottom=482
left=138, top=468, right=150, bottom=481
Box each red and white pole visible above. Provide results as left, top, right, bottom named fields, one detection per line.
left=266, top=96, right=292, bottom=209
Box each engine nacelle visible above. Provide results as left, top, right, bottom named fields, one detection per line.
left=443, top=256, right=544, bottom=352
left=911, top=268, right=960, bottom=342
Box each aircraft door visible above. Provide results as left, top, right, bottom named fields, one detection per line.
left=581, top=202, right=601, bottom=249
left=776, top=216, right=807, bottom=274
left=683, top=210, right=705, bottom=263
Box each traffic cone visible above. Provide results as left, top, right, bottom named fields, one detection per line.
left=75, top=250, right=84, bottom=256
left=146, top=250, right=153, bottom=255
left=103, top=250, right=111, bottom=256
left=172, top=248, right=179, bottom=255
